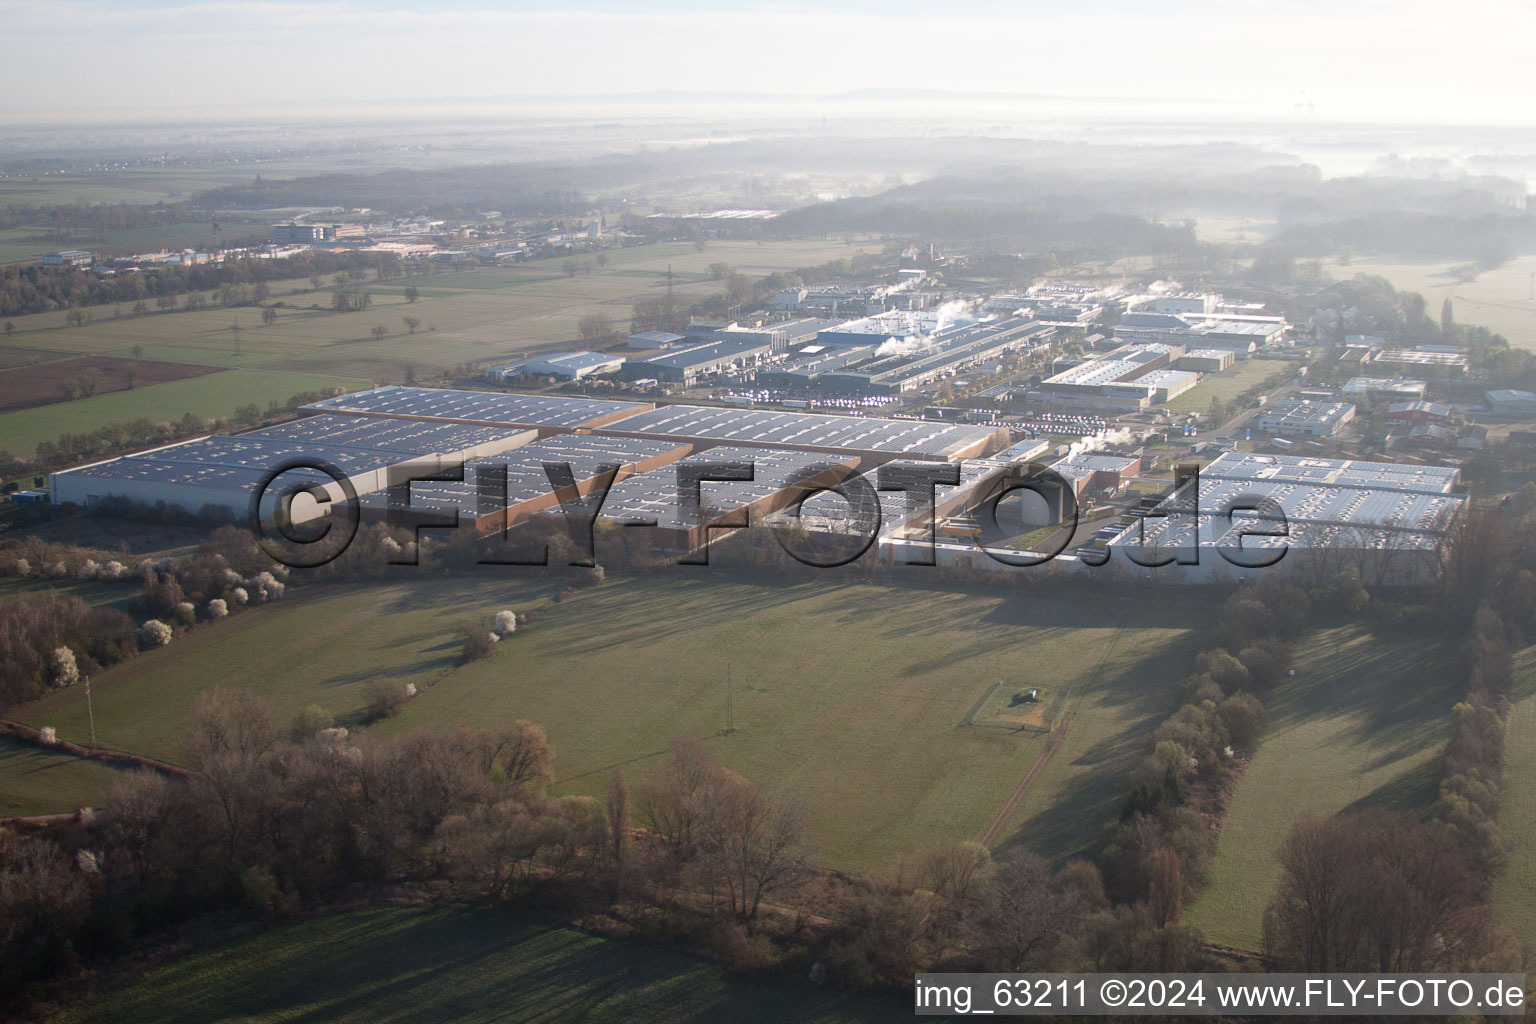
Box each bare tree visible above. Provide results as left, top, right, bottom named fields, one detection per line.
left=697, top=772, right=808, bottom=923
left=578, top=312, right=614, bottom=343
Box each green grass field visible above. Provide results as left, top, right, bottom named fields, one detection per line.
left=1185, top=623, right=1461, bottom=951
left=1161, top=359, right=1294, bottom=416
left=0, top=239, right=871, bottom=379
left=61, top=904, right=905, bottom=1024
left=0, top=737, right=126, bottom=817
left=0, top=367, right=371, bottom=457
left=1341, top=255, right=1536, bottom=351
left=11, top=573, right=1202, bottom=874
left=0, top=238, right=873, bottom=453
left=0, top=576, right=141, bottom=610
left=1492, top=647, right=1536, bottom=950
left=996, top=607, right=1203, bottom=864
left=13, top=578, right=561, bottom=764
left=371, top=576, right=1202, bottom=873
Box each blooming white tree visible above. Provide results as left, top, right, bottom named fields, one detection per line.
left=51, top=646, right=79, bottom=687
left=140, top=619, right=173, bottom=647
left=77, top=559, right=99, bottom=580
left=45, top=560, right=67, bottom=578
left=494, top=610, right=517, bottom=635
left=230, top=586, right=249, bottom=605
left=13, top=557, right=30, bottom=577
left=249, top=572, right=285, bottom=601
left=207, top=598, right=228, bottom=619
left=100, top=560, right=126, bottom=580
left=38, top=726, right=58, bottom=745
left=404, top=683, right=418, bottom=698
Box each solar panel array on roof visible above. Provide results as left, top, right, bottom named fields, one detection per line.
left=246, top=413, right=532, bottom=456
left=1200, top=452, right=1458, bottom=493
left=303, top=385, right=647, bottom=428
left=374, top=435, right=689, bottom=519
left=65, top=435, right=407, bottom=483
left=785, top=458, right=1011, bottom=539
left=593, top=446, right=857, bottom=530
left=1107, top=451, right=1465, bottom=557
left=596, top=404, right=1000, bottom=458
left=62, top=452, right=333, bottom=494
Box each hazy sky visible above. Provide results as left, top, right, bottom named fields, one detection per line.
left=3, top=0, right=1531, bottom=123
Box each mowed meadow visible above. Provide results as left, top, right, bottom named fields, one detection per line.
left=1493, top=647, right=1536, bottom=951
left=1185, top=623, right=1463, bottom=951
left=59, top=905, right=905, bottom=1024
left=0, top=239, right=873, bottom=458
left=10, top=572, right=1204, bottom=874
left=1340, top=254, right=1536, bottom=351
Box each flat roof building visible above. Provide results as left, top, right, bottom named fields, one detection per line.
left=628, top=330, right=686, bottom=350
left=50, top=416, right=538, bottom=523
left=1343, top=377, right=1428, bottom=400
left=587, top=446, right=862, bottom=551
left=1486, top=389, right=1536, bottom=417
left=1372, top=347, right=1468, bottom=374
left=365, top=433, right=693, bottom=536
left=1035, top=342, right=1184, bottom=412
left=591, top=404, right=1007, bottom=463
left=1105, top=451, right=1464, bottom=584
left=623, top=336, right=772, bottom=385
left=484, top=351, right=624, bottom=382
left=303, top=386, right=651, bottom=433
left=1253, top=400, right=1356, bottom=437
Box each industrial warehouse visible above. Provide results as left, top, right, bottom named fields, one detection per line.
left=1033, top=342, right=1200, bottom=412
left=45, top=382, right=1469, bottom=577
left=49, top=386, right=1004, bottom=552
left=1104, top=452, right=1466, bottom=583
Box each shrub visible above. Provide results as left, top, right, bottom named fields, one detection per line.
left=290, top=703, right=334, bottom=742
left=1194, top=649, right=1249, bottom=694
left=139, top=619, right=173, bottom=647
left=364, top=679, right=409, bottom=720
left=461, top=628, right=496, bottom=663
left=1218, top=692, right=1267, bottom=754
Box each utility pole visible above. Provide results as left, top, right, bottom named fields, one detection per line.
left=85, top=675, right=96, bottom=748
left=726, top=661, right=734, bottom=735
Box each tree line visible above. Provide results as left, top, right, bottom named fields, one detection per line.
left=0, top=251, right=394, bottom=318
